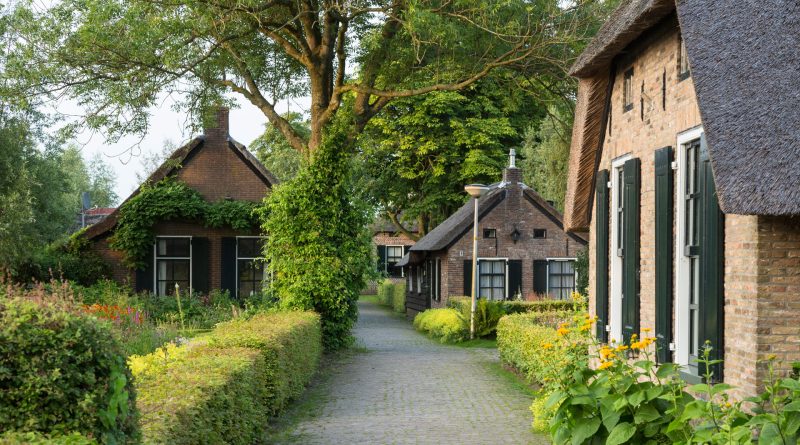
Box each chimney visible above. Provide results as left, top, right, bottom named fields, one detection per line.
left=204, top=106, right=229, bottom=144
left=502, top=148, right=522, bottom=184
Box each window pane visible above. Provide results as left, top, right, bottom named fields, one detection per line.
left=480, top=261, right=491, bottom=273
left=172, top=261, right=189, bottom=281
left=493, top=261, right=504, bottom=274
left=238, top=238, right=263, bottom=258
left=239, top=282, right=254, bottom=298
left=480, top=275, right=491, bottom=287
left=157, top=238, right=190, bottom=257
left=563, top=262, right=574, bottom=274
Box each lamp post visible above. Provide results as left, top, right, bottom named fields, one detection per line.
left=465, top=183, right=489, bottom=339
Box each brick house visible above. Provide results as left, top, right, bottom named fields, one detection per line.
left=399, top=152, right=588, bottom=316
left=563, top=0, right=800, bottom=395
left=372, top=218, right=417, bottom=279
left=83, top=108, right=278, bottom=298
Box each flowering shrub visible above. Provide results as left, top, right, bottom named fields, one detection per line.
left=83, top=303, right=145, bottom=325
left=542, top=315, right=800, bottom=444
left=413, top=308, right=468, bottom=343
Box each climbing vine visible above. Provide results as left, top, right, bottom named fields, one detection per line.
left=108, top=179, right=260, bottom=268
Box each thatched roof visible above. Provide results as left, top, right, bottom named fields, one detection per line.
left=407, top=180, right=586, bottom=262
left=675, top=0, right=800, bottom=215
left=564, top=0, right=800, bottom=230
left=83, top=135, right=278, bottom=240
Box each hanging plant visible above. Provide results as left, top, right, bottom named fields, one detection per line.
left=108, top=178, right=259, bottom=268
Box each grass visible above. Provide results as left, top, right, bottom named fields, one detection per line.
left=358, top=294, right=381, bottom=304
left=450, top=337, right=498, bottom=348
left=484, top=360, right=538, bottom=397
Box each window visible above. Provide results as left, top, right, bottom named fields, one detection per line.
left=416, top=265, right=422, bottom=293
left=386, top=245, right=405, bottom=278
left=237, top=237, right=265, bottom=298
left=678, top=36, right=690, bottom=80
left=609, top=154, right=631, bottom=342
left=676, top=128, right=704, bottom=374
left=479, top=260, right=505, bottom=300
left=155, top=237, right=191, bottom=296
left=623, top=68, right=634, bottom=112
left=533, top=229, right=547, bottom=239
left=483, top=228, right=497, bottom=239
left=548, top=260, right=576, bottom=300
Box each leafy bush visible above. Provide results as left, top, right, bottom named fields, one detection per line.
left=496, top=313, right=573, bottom=385
left=392, top=281, right=406, bottom=313
left=0, top=298, right=139, bottom=443
left=377, top=280, right=394, bottom=306
left=0, top=431, right=97, bottom=444
left=11, top=247, right=111, bottom=286
left=413, top=308, right=467, bottom=343
left=455, top=298, right=507, bottom=337
left=448, top=296, right=578, bottom=315
left=131, top=311, right=321, bottom=444
left=258, top=133, right=375, bottom=350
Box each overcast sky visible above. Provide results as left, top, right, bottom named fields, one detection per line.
left=66, top=94, right=309, bottom=204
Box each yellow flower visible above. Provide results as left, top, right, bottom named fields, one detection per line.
left=557, top=327, right=570, bottom=336
left=642, top=328, right=652, bottom=333
left=580, top=324, right=591, bottom=332
left=615, top=345, right=629, bottom=352
left=598, top=361, right=614, bottom=370
left=768, top=354, right=777, bottom=361
left=543, top=343, right=554, bottom=350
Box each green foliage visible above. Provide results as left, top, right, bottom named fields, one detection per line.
left=0, top=431, right=97, bottom=444
left=448, top=296, right=578, bottom=315
left=258, top=128, right=375, bottom=350
left=0, top=298, right=139, bottom=443
left=496, top=313, right=571, bottom=386
left=376, top=280, right=395, bottom=307
left=358, top=77, right=543, bottom=235
left=520, top=106, right=573, bottom=212
left=413, top=308, right=468, bottom=343
left=391, top=281, right=406, bottom=314
left=250, top=112, right=307, bottom=182
left=109, top=179, right=259, bottom=268
left=130, top=311, right=321, bottom=444
left=449, top=298, right=507, bottom=338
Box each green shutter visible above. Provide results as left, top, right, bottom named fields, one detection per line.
left=135, top=245, right=155, bottom=294
left=622, top=158, right=641, bottom=343
left=377, top=245, right=387, bottom=273
left=191, top=237, right=210, bottom=295
left=463, top=260, right=473, bottom=296
left=595, top=169, right=610, bottom=342
left=654, top=147, right=674, bottom=363
left=698, top=134, right=725, bottom=381
left=507, top=260, right=523, bottom=300
left=220, top=237, right=237, bottom=298
left=533, top=260, right=548, bottom=295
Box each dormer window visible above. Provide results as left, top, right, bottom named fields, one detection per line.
left=623, top=68, right=634, bottom=112
left=678, top=36, right=690, bottom=80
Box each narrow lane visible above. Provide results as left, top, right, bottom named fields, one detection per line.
left=282, top=300, right=549, bottom=444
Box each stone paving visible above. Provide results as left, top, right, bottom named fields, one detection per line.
left=281, top=300, right=550, bottom=445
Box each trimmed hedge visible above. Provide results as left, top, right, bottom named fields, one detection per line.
left=413, top=308, right=467, bottom=343
left=377, top=280, right=394, bottom=306
left=0, top=299, right=139, bottom=443
left=448, top=296, right=578, bottom=314
left=496, top=312, right=565, bottom=385
left=0, top=431, right=97, bottom=444
left=130, top=311, right=321, bottom=444
left=391, top=281, right=406, bottom=313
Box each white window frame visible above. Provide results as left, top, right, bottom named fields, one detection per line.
left=675, top=126, right=705, bottom=368
left=545, top=257, right=578, bottom=300
left=154, top=236, right=192, bottom=296
left=236, top=236, right=266, bottom=299
left=477, top=257, right=509, bottom=300
left=435, top=258, right=441, bottom=302
left=416, top=265, right=423, bottom=293
left=609, top=154, right=632, bottom=342
left=385, top=245, right=405, bottom=277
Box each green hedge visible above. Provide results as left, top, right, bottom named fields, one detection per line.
left=0, top=431, right=97, bottom=444
left=391, top=281, right=406, bottom=313
left=413, top=308, right=467, bottom=343
left=0, top=299, right=139, bottom=443
left=131, top=311, right=321, bottom=444
left=496, top=312, right=568, bottom=385
left=448, top=296, right=578, bottom=314
left=377, top=280, right=394, bottom=306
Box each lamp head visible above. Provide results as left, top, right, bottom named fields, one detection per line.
left=464, top=184, right=489, bottom=198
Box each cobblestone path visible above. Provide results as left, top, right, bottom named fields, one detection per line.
left=280, top=300, right=549, bottom=445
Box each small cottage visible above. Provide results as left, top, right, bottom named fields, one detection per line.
left=84, top=108, right=278, bottom=298
left=563, top=0, right=800, bottom=396
left=399, top=152, right=587, bottom=316
left=372, top=218, right=416, bottom=279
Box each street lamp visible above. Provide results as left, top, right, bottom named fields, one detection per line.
left=465, top=183, right=489, bottom=339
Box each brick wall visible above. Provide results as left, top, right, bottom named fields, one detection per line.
left=373, top=232, right=416, bottom=246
